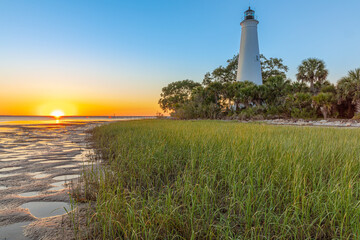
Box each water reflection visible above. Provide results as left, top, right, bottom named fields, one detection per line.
left=0, top=221, right=32, bottom=240
left=18, top=192, right=40, bottom=197
left=54, top=164, right=78, bottom=169
left=48, top=181, right=66, bottom=191
left=30, top=172, right=51, bottom=179
left=0, top=118, right=117, bottom=238
left=20, top=202, right=71, bottom=218
left=53, top=175, right=79, bottom=181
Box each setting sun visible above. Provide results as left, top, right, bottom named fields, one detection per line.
left=51, top=110, right=65, bottom=119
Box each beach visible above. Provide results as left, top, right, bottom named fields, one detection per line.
left=0, top=117, right=147, bottom=240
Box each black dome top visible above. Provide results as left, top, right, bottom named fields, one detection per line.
left=244, top=7, right=255, bottom=20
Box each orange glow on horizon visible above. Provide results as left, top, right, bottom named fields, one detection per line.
left=0, top=51, right=166, bottom=117
left=0, top=92, right=163, bottom=116
left=50, top=110, right=65, bottom=119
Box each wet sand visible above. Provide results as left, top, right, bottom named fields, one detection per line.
left=0, top=120, right=105, bottom=240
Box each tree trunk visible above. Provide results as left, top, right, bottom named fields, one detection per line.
left=310, top=81, right=315, bottom=94
left=320, top=106, right=327, bottom=119
left=355, top=100, right=360, bottom=115
left=347, top=102, right=353, bottom=118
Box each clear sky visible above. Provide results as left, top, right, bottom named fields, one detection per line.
left=1, top=0, right=359, bottom=116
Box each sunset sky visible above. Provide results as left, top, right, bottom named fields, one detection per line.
left=1, top=0, right=360, bottom=116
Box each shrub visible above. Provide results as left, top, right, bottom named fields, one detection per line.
left=285, top=93, right=317, bottom=118
left=353, top=113, right=360, bottom=120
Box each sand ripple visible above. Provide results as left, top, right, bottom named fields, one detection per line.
left=0, top=121, right=104, bottom=239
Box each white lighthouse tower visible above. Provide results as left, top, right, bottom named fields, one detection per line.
left=236, top=7, right=262, bottom=85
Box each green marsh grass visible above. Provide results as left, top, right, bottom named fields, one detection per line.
left=84, top=120, right=360, bottom=239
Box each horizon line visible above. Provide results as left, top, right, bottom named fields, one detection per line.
left=0, top=115, right=156, bottom=117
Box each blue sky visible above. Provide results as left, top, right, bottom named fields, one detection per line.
left=0, top=0, right=359, bottom=115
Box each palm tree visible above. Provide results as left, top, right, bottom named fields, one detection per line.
left=296, top=58, right=329, bottom=94
left=312, top=92, right=335, bottom=119
left=337, top=68, right=360, bottom=114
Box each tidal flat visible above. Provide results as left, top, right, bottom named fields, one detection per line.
left=0, top=120, right=102, bottom=240
left=84, top=119, right=360, bottom=239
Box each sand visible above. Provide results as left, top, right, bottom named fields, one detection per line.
left=262, top=119, right=360, bottom=127
left=0, top=121, right=104, bottom=240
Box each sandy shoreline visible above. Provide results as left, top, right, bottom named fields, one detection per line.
left=0, top=120, right=106, bottom=240
left=261, top=119, right=360, bottom=127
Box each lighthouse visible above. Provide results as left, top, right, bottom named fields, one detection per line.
left=236, top=7, right=262, bottom=85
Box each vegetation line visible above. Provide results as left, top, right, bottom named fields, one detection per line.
left=158, top=55, right=360, bottom=120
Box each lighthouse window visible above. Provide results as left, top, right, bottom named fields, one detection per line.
left=256, top=55, right=259, bottom=61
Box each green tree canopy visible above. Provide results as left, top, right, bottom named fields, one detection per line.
left=158, top=55, right=360, bottom=120
left=296, top=58, right=329, bottom=94
left=260, top=54, right=289, bottom=82
left=235, top=81, right=260, bottom=108
left=158, top=80, right=201, bottom=113
left=285, top=92, right=316, bottom=118
left=337, top=68, right=360, bottom=114
left=291, top=81, right=310, bottom=94
left=203, top=54, right=289, bottom=85
left=202, top=55, right=238, bottom=85
left=262, top=76, right=292, bottom=106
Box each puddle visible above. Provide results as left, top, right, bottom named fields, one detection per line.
left=53, top=174, right=79, bottom=181
left=0, top=120, right=104, bottom=238
left=20, top=202, right=71, bottom=218
left=18, top=191, right=40, bottom=197
left=0, top=221, right=32, bottom=240
left=48, top=181, right=67, bottom=191
left=30, top=172, right=50, bottom=179
left=54, top=164, right=78, bottom=169
left=0, top=166, right=22, bottom=172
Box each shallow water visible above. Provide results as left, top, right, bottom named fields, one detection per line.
left=0, top=221, right=32, bottom=240
left=53, top=174, right=80, bottom=181
left=54, top=164, right=79, bottom=169
left=0, top=117, right=151, bottom=238
left=30, top=172, right=51, bottom=179
left=18, top=192, right=40, bottom=197
left=0, top=119, right=107, bottom=238
left=48, top=181, right=67, bottom=191
left=20, top=202, right=71, bottom=218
